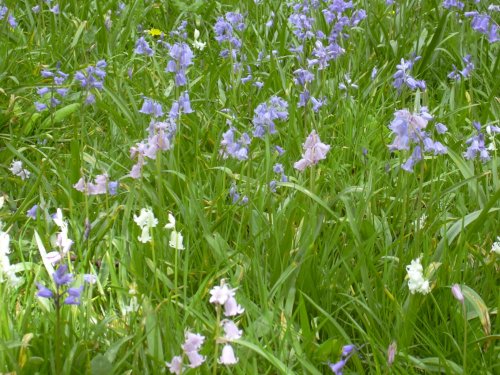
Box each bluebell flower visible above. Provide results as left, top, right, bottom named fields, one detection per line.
left=464, top=122, right=491, bottom=162
left=27, top=204, right=39, bottom=219
left=229, top=185, right=248, bottom=205
left=308, top=40, right=345, bottom=70
left=442, top=0, right=464, bottom=10
left=135, top=36, right=154, bottom=56
left=220, top=127, right=251, bottom=160
left=64, top=286, right=83, bottom=305
left=179, top=91, right=193, bottom=114
left=35, top=102, right=48, bottom=112
left=252, top=96, right=288, bottom=138
left=328, top=344, right=357, bottom=374
left=50, top=4, right=60, bottom=14
left=275, top=145, right=285, bottom=155
left=293, top=68, right=314, bottom=86
left=165, top=43, right=193, bottom=86
left=53, top=265, right=73, bottom=286
left=139, top=98, right=163, bottom=118
left=465, top=12, right=499, bottom=43
left=393, top=56, right=426, bottom=92
left=387, top=108, right=447, bottom=172
left=36, top=283, right=54, bottom=298
left=435, top=123, right=448, bottom=134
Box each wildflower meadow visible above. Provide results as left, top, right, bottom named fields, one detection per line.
left=1, top=0, right=499, bottom=373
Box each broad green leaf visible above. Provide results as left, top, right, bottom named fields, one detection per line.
left=461, top=285, right=491, bottom=336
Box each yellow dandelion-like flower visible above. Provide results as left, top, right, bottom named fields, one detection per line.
left=147, top=28, right=162, bottom=37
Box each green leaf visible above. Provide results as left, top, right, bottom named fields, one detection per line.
left=41, top=103, right=81, bottom=128
left=461, top=285, right=491, bottom=336
left=91, top=355, right=113, bottom=375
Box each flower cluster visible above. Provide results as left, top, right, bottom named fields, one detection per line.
left=465, top=11, right=499, bottom=43
left=270, top=163, right=288, bottom=192
left=387, top=108, right=447, bottom=172
left=32, top=1, right=60, bottom=14
left=448, top=54, right=474, bottom=81
left=491, top=237, right=500, bottom=255
left=463, top=121, right=500, bottom=162
left=129, top=99, right=178, bottom=178
left=210, top=280, right=245, bottom=365
left=133, top=208, right=158, bottom=243
left=165, top=42, right=194, bottom=86
left=0, top=4, right=17, bottom=28
left=164, top=213, right=185, bottom=250
left=9, top=160, right=30, bottom=180
left=74, top=60, right=107, bottom=104
left=442, top=0, right=464, bottom=10
left=406, top=257, right=431, bottom=295
left=35, top=67, right=70, bottom=111
left=393, top=56, right=426, bottom=92
left=294, top=130, right=330, bottom=171
left=0, top=224, right=22, bottom=287
left=166, top=332, right=206, bottom=374
left=73, top=173, right=118, bottom=196
left=288, top=1, right=365, bottom=109
left=214, top=12, right=245, bottom=57
left=252, top=96, right=289, bottom=138
left=328, top=344, right=357, bottom=375
left=229, top=184, right=248, bottom=205
left=135, top=36, right=154, bottom=56
left=46, top=208, right=74, bottom=264
left=220, top=127, right=251, bottom=160
left=36, top=264, right=84, bottom=305
left=192, top=29, right=206, bottom=50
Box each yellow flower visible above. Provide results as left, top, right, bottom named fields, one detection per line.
left=147, top=28, right=162, bottom=37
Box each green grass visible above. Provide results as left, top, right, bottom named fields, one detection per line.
left=0, top=0, right=499, bottom=373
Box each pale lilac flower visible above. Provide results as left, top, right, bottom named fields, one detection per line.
left=186, top=350, right=205, bottom=368
left=219, top=344, right=238, bottom=365
left=50, top=4, right=60, bottom=14
left=387, top=341, right=397, bottom=366
left=224, top=296, right=245, bottom=317
left=220, top=127, right=251, bottom=160
left=27, top=204, right=39, bottom=219
left=294, top=130, right=330, bottom=171
left=435, top=122, right=448, bottom=134
left=166, top=356, right=183, bottom=374
left=464, top=122, right=490, bottom=162
left=209, top=283, right=234, bottom=305
left=83, top=274, right=98, bottom=284
left=139, top=98, right=163, bottom=118
left=221, top=320, right=243, bottom=341
left=9, top=160, right=30, bottom=180
left=451, top=284, right=464, bottom=304
left=182, top=332, right=205, bottom=352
